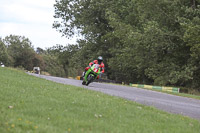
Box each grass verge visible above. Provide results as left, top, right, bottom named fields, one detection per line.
left=0, top=67, right=200, bottom=133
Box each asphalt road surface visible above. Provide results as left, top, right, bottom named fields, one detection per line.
left=29, top=73, right=200, bottom=121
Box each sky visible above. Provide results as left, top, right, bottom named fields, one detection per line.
left=0, top=0, right=77, bottom=49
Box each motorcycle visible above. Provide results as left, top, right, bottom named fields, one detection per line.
left=82, top=64, right=100, bottom=86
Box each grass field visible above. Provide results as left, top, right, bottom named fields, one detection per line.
left=0, top=67, right=200, bottom=133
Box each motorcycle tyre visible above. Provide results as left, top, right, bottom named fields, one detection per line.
left=82, top=81, right=86, bottom=85
left=86, top=75, right=94, bottom=86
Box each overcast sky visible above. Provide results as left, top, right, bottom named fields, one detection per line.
left=0, top=0, right=77, bottom=49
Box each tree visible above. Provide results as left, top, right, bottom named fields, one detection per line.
left=53, top=0, right=200, bottom=90
left=36, top=47, right=46, bottom=54
left=4, top=35, right=36, bottom=70
left=0, top=38, right=8, bottom=65
left=178, top=3, right=200, bottom=87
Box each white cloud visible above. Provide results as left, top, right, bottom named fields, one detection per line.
left=0, top=0, right=77, bottom=49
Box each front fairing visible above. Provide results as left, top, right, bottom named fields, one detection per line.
left=84, top=64, right=100, bottom=82
left=90, top=64, right=101, bottom=74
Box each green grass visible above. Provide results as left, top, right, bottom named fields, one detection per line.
left=0, top=67, right=200, bottom=133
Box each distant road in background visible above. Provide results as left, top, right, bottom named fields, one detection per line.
left=29, top=73, right=200, bottom=121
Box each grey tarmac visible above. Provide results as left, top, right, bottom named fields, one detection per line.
left=29, top=73, right=200, bottom=121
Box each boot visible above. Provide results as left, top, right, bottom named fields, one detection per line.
left=82, top=71, right=85, bottom=77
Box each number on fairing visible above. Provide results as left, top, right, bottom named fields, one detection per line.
left=93, top=68, right=98, bottom=72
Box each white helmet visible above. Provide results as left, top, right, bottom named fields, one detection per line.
left=97, top=56, right=103, bottom=62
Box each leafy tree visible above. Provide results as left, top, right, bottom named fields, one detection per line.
left=41, top=54, right=65, bottom=77
left=0, top=38, right=9, bottom=65
left=4, top=35, right=36, bottom=70
left=45, top=44, right=81, bottom=77
left=36, top=47, right=46, bottom=54
left=178, top=3, right=200, bottom=87
left=53, top=0, right=200, bottom=91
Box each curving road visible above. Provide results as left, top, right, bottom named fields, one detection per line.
left=29, top=73, right=200, bottom=121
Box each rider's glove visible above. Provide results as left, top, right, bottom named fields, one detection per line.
left=89, top=64, right=93, bottom=67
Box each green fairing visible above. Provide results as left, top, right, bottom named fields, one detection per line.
left=84, top=64, right=101, bottom=82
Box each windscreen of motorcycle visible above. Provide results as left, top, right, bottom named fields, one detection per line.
left=92, top=64, right=100, bottom=73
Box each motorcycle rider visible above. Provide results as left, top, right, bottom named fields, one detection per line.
left=82, top=56, right=105, bottom=84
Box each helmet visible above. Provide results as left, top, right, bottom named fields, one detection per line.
left=97, top=56, right=103, bottom=63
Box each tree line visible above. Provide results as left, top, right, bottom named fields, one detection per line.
left=53, top=0, right=200, bottom=90
left=1, top=0, right=200, bottom=92
left=0, top=35, right=78, bottom=77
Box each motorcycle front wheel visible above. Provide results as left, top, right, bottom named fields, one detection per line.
left=86, top=74, right=94, bottom=86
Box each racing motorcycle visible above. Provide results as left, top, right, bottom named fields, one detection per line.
left=82, top=64, right=100, bottom=86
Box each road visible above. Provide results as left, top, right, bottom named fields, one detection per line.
left=29, top=73, right=200, bottom=121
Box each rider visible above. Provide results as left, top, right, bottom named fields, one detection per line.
left=82, top=56, right=105, bottom=81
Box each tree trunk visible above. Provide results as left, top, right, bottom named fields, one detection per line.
left=191, top=0, right=196, bottom=8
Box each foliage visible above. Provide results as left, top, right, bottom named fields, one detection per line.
left=0, top=38, right=9, bottom=65
left=42, top=54, right=65, bottom=77
left=3, top=35, right=39, bottom=70
left=52, top=0, right=200, bottom=91
left=0, top=35, right=45, bottom=71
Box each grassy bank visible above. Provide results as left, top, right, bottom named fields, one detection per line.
left=0, top=67, right=200, bottom=133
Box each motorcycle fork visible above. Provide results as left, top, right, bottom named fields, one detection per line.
left=84, top=69, right=92, bottom=82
